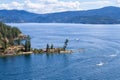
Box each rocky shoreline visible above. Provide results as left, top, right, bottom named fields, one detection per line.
left=33, top=48, right=73, bottom=54
left=0, top=49, right=73, bottom=57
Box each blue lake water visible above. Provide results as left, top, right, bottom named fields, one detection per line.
left=0, top=23, right=120, bottom=80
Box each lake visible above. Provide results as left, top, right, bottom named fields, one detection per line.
left=0, top=23, right=120, bottom=80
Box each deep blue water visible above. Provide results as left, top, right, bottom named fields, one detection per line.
left=0, top=23, right=120, bottom=80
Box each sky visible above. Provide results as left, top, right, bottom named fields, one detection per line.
left=0, top=0, right=120, bottom=14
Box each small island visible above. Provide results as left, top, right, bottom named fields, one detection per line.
left=33, top=39, right=73, bottom=54
left=0, top=22, right=72, bottom=57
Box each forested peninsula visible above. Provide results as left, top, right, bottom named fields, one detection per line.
left=0, top=22, right=72, bottom=57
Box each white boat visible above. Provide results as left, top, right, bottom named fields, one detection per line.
left=96, top=62, right=104, bottom=66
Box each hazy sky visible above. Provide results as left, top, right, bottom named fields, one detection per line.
left=0, top=0, right=119, bottom=13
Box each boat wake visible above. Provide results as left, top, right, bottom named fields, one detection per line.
left=109, top=54, right=117, bottom=57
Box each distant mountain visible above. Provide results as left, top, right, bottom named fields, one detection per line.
left=0, top=10, right=41, bottom=23
left=0, top=6, right=120, bottom=24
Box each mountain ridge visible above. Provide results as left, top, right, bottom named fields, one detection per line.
left=0, top=6, right=120, bottom=24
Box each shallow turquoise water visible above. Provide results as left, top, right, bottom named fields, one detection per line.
left=0, top=23, right=120, bottom=80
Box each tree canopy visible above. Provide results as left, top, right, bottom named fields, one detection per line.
left=0, top=22, right=21, bottom=49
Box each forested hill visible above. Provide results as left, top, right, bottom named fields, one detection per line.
left=0, top=6, right=120, bottom=24
left=0, top=22, right=21, bottom=49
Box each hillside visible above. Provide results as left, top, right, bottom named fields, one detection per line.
left=0, top=22, right=22, bottom=51
left=0, top=6, right=120, bottom=24
left=0, top=22, right=32, bottom=55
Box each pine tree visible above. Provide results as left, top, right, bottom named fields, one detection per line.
left=25, top=40, right=28, bottom=52
left=28, top=40, right=31, bottom=51
left=63, top=39, right=69, bottom=50
left=25, top=35, right=31, bottom=52
left=46, top=44, right=49, bottom=52
left=51, top=44, right=54, bottom=49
